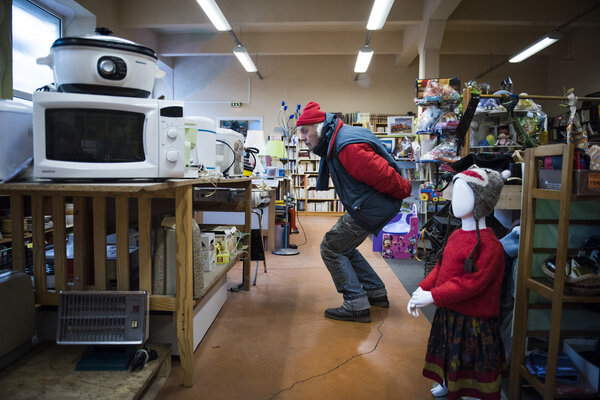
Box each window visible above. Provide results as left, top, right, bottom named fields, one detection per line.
left=12, top=0, right=61, bottom=100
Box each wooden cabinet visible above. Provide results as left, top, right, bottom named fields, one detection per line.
left=0, top=177, right=253, bottom=388
left=509, top=143, right=600, bottom=399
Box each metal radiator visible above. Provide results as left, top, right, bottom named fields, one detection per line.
left=57, top=291, right=148, bottom=345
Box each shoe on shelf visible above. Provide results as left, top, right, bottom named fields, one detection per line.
left=368, top=295, right=390, bottom=308
left=324, top=307, right=371, bottom=323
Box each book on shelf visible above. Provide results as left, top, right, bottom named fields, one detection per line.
left=304, top=200, right=345, bottom=213
left=307, top=189, right=335, bottom=199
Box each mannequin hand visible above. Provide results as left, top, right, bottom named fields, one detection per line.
left=411, top=289, right=434, bottom=308
left=406, top=300, right=419, bottom=317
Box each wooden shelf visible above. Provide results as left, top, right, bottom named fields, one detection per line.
left=304, top=211, right=345, bottom=216
left=518, top=365, right=598, bottom=398
left=470, top=145, right=523, bottom=149
left=527, top=277, right=600, bottom=303
left=307, top=198, right=338, bottom=201
left=375, top=133, right=416, bottom=138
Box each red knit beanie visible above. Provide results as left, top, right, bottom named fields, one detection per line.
left=296, top=101, right=326, bottom=126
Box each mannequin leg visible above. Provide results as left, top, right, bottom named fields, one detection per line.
left=431, top=381, right=448, bottom=397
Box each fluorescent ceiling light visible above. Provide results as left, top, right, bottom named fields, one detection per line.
left=233, top=45, right=258, bottom=72
left=366, top=0, right=394, bottom=30
left=196, top=0, right=231, bottom=31
left=354, top=46, right=374, bottom=73
left=509, top=31, right=562, bottom=63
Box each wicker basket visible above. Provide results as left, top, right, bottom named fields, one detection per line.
left=541, top=257, right=600, bottom=296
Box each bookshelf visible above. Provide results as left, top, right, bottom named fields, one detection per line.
left=293, top=142, right=345, bottom=216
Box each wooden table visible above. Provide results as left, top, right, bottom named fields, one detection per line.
left=0, top=177, right=253, bottom=387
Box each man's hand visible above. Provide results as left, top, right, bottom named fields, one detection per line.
left=410, top=287, right=434, bottom=308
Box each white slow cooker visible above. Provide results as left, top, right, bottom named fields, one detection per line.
left=37, top=28, right=166, bottom=98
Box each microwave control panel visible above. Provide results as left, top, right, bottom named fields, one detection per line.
left=158, top=105, right=185, bottom=177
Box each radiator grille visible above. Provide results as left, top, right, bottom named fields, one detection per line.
left=57, top=291, right=148, bottom=345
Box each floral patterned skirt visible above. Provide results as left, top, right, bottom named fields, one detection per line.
left=422, top=307, right=507, bottom=400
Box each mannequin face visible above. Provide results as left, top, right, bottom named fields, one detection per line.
left=452, top=179, right=475, bottom=219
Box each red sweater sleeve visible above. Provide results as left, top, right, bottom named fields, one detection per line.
left=338, top=143, right=412, bottom=199
left=419, top=261, right=440, bottom=291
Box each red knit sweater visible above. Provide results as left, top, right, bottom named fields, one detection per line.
left=419, top=228, right=505, bottom=318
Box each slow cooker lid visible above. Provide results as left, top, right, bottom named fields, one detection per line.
left=51, top=35, right=158, bottom=60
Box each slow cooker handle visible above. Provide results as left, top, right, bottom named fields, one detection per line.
left=36, top=53, right=54, bottom=68
left=155, top=66, right=166, bottom=79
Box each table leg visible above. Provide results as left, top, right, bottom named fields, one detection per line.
left=175, top=186, right=194, bottom=387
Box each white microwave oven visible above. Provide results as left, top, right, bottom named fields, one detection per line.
left=33, top=91, right=185, bottom=179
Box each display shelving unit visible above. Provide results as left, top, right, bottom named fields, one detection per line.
left=508, top=143, right=600, bottom=399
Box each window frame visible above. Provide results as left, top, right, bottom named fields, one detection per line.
left=12, top=0, right=63, bottom=101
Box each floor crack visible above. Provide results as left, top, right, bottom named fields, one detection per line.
left=267, top=310, right=385, bottom=400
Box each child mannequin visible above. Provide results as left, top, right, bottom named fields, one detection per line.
left=407, top=167, right=507, bottom=400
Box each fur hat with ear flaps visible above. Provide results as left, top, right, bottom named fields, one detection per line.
left=439, top=167, right=504, bottom=273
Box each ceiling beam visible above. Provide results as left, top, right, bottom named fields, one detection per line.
left=396, top=0, right=461, bottom=67
left=158, top=30, right=405, bottom=57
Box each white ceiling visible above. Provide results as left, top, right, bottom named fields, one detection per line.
left=80, top=0, right=600, bottom=77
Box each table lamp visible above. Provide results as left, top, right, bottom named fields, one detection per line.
left=265, top=139, right=287, bottom=162
left=265, top=139, right=298, bottom=256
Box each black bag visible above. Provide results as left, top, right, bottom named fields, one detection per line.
left=451, top=152, right=513, bottom=172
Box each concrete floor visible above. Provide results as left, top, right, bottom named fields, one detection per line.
left=155, top=215, right=435, bottom=400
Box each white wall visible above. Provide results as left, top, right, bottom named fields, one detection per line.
left=178, top=54, right=420, bottom=135
left=177, top=48, right=600, bottom=132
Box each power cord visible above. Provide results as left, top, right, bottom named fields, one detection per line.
left=293, top=213, right=308, bottom=247
left=216, top=139, right=236, bottom=177
left=130, top=346, right=158, bottom=372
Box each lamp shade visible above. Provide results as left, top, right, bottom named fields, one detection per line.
left=244, top=130, right=267, bottom=154
left=265, top=140, right=286, bottom=159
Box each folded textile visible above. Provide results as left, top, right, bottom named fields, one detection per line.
left=500, top=226, right=520, bottom=258
left=525, top=351, right=579, bottom=383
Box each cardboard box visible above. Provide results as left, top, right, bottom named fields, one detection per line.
left=538, top=169, right=600, bottom=196
left=158, top=216, right=204, bottom=297
left=564, top=338, right=600, bottom=393
left=204, top=226, right=237, bottom=255
left=573, top=170, right=600, bottom=196
left=200, top=232, right=216, bottom=272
